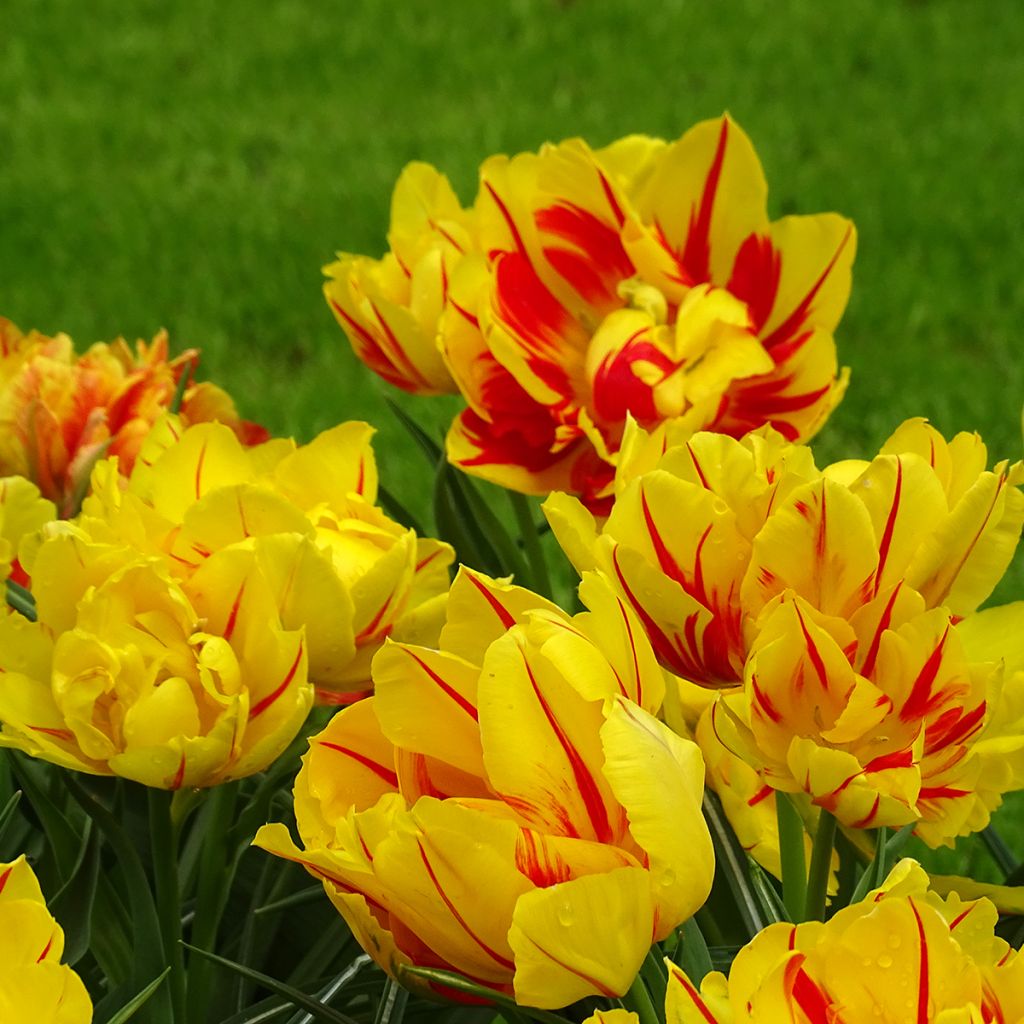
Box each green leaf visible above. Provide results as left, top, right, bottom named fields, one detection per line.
left=384, top=396, right=443, bottom=466
left=103, top=968, right=172, bottom=1024
left=0, top=789, right=23, bottom=846
left=378, top=484, right=425, bottom=536
left=673, top=917, right=714, bottom=989
left=49, top=819, right=102, bottom=965
left=182, top=943, right=362, bottom=1024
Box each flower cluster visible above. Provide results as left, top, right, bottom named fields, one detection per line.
left=0, top=317, right=266, bottom=514
left=326, top=116, right=855, bottom=510
left=546, top=418, right=1024, bottom=844
left=0, top=855, right=92, bottom=1023
left=256, top=567, right=713, bottom=1008
left=0, top=414, right=452, bottom=787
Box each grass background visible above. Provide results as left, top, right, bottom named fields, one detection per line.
left=3, top=0, right=1024, bottom=868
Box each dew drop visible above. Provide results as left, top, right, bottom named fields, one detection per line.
left=556, top=903, right=573, bottom=927
left=877, top=954, right=893, bottom=969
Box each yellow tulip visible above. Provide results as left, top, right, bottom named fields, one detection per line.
left=0, top=534, right=313, bottom=787
left=0, top=855, right=92, bottom=1023
left=73, top=415, right=453, bottom=697
left=0, top=475, right=55, bottom=583
left=256, top=568, right=713, bottom=1010
left=666, top=859, right=1024, bottom=1023
left=324, top=162, right=472, bottom=394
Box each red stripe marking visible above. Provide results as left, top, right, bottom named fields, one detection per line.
left=900, top=627, right=949, bottom=722
left=249, top=642, right=304, bottom=719
left=521, top=650, right=614, bottom=843
left=860, top=582, right=903, bottom=679
left=466, top=571, right=516, bottom=629
left=194, top=439, right=208, bottom=500
left=319, top=740, right=399, bottom=788
left=356, top=591, right=394, bottom=643
left=518, top=934, right=617, bottom=998
left=911, top=899, right=930, bottom=1024
left=417, top=839, right=515, bottom=970
left=36, top=932, right=54, bottom=963
left=617, top=595, right=642, bottom=705
left=368, top=299, right=431, bottom=389
left=415, top=549, right=442, bottom=573
left=28, top=725, right=75, bottom=741
left=760, top=223, right=854, bottom=350
left=223, top=581, right=246, bottom=642
left=748, top=784, right=773, bottom=807
left=686, top=442, right=711, bottom=489
left=874, top=459, right=903, bottom=596
left=0, top=866, right=12, bottom=895
left=403, top=649, right=479, bottom=722
left=669, top=965, right=718, bottom=1024
left=170, top=753, right=186, bottom=790
left=484, top=180, right=528, bottom=257
left=948, top=904, right=975, bottom=931
left=794, top=603, right=831, bottom=693
left=790, top=958, right=835, bottom=1024
left=681, top=117, right=729, bottom=283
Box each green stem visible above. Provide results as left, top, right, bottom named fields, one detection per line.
left=804, top=810, right=837, bottom=922
left=624, top=972, right=663, bottom=1024
left=148, top=790, right=186, bottom=1023
left=639, top=946, right=668, bottom=1013
left=508, top=492, right=552, bottom=598
left=5, top=578, right=37, bottom=621
left=775, top=792, right=807, bottom=923
left=185, top=782, right=238, bottom=1023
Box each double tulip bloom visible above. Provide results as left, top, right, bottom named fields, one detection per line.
left=0, top=414, right=452, bottom=787
left=665, top=860, right=1024, bottom=1024
left=256, top=568, right=713, bottom=1009
left=326, top=116, right=855, bottom=509
left=0, top=317, right=266, bottom=515
left=547, top=418, right=1024, bottom=842
left=0, top=855, right=91, bottom=1023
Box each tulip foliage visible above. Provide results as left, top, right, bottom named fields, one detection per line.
left=2, top=114, right=1024, bottom=1024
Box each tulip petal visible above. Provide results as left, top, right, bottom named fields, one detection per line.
left=509, top=865, right=654, bottom=1007
left=600, top=697, right=712, bottom=936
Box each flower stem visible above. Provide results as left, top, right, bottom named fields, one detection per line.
left=804, top=809, right=836, bottom=922
left=148, top=788, right=186, bottom=1023
left=625, top=972, right=663, bottom=1024
left=775, top=792, right=807, bottom=923
left=185, top=781, right=238, bottom=1023
left=508, top=492, right=552, bottom=599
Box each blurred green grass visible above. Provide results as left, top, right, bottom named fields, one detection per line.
left=3, top=0, right=1024, bottom=856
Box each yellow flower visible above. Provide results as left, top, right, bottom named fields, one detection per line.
left=75, top=415, right=453, bottom=697
left=0, top=535, right=312, bottom=788
left=441, top=116, right=854, bottom=510
left=0, top=475, right=55, bottom=583
left=0, top=855, right=92, bottom=1023
left=548, top=418, right=1024, bottom=841
left=666, top=859, right=1024, bottom=1023
left=0, top=318, right=266, bottom=515
left=255, top=568, right=713, bottom=1009
left=324, top=163, right=472, bottom=394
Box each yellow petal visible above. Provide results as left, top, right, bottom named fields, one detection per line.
left=601, top=697, right=712, bottom=936
left=510, top=866, right=654, bottom=1007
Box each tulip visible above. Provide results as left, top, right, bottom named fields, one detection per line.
left=0, top=855, right=92, bottom=1023
left=0, top=535, right=313, bottom=788
left=74, top=415, right=453, bottom=696
left=0, top=475, right=55, bottom=583
left=324, top=162, right=471, bottom=394
left=665, top=859, right=1024, bottom=1023
left=255, top=568, right=713, bottom=1009
left=0, top=317, right=266, bottom=514
left=442, top=116, right=854, bottom=509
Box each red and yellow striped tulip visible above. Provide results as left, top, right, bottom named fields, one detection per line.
left=547, top=418, right=1024, bottom=688
left=0, top=533, right=313, bottom=788
left=0, top=855, right=92, bottom=1023
left=667, top=859, right=1024, bottom=1023
left=255, top=568, right=713, bottom=1009
left=0, top=318, right=266, bottom=515
left=74, top=415, right=453, bottom=696
left=324, top=163, right=472, bottom=394
left=442, top=115, right=854, bottom=509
